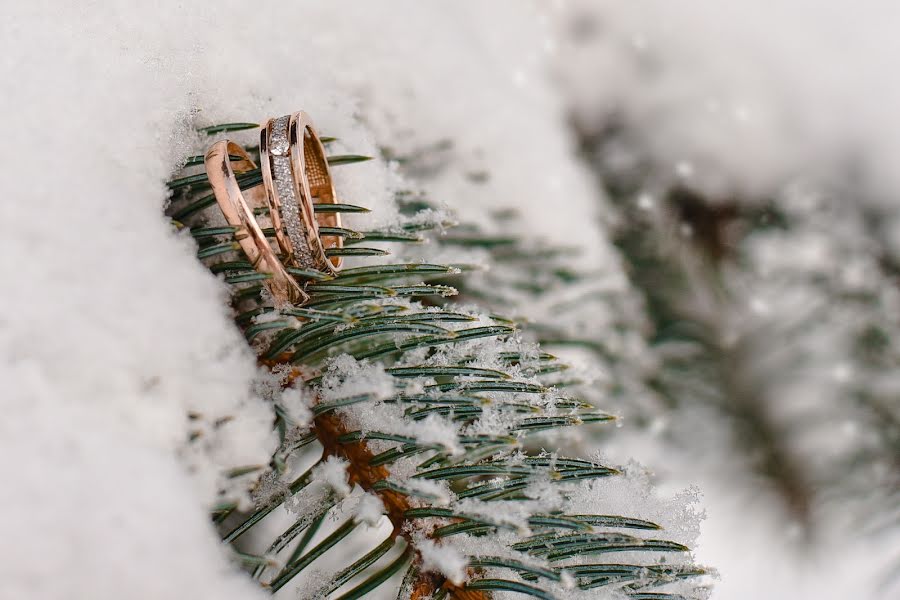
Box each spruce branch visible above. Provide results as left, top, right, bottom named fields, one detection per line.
left=165, top=122, right=708, bottom=599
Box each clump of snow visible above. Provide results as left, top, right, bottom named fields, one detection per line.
left=317, top=354, right=468, bottom=457
left=282, top=478, right=334, bottom=524
left=396, top=478, right=453, bottom=508
left=572, top=460, right=704, bottom=548
left=276, top=385, right=314, bottom=430
left=312, top=456, right=352, bottom=499
left=415, top=537, right=468, bottom=586
left=403, top=414, right=463, bottom=457
left=318, top=356, right=397, bottom=405
left=454, top=498, right=536, bottom=535
left=352, top=493, right=386, bottom=527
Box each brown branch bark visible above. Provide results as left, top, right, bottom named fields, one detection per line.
left=275, top=364, right=487, bottom=600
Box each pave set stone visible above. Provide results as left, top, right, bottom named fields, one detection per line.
left=268, top=117, right=316, bottom=269
left=269, top=116, right=290, bottom=156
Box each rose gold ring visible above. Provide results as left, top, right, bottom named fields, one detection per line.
left=260, top=111, right=343, bottom=274
left=205, top=140, right=308, bottom=305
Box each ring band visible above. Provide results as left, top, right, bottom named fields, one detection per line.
left=260, top=111, right=343, bottom=273
left=204, top=140, right=308, bottom=305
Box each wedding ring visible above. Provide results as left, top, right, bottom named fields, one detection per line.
left=260, top=111, right=343, bottom=273
left=205, top=140, right=308, bottom=305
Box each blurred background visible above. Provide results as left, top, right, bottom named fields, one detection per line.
left=550, top=2, right=900, bottom=598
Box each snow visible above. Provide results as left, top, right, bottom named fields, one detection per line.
left=567, top=460, right=704, bottom=548
left=276, top=384, right=314, bottom=430
left=312, top=457, right=352, bottom=499
left=415, top=537, right=468, bottom=586
left=5, top=0, right=897, bottom=598
left=352, top=493, right=386, bottom=527
left=402, top=414, right=463, bottom=457
left=318, top=356, right=397, bottom=406
left=0, top=387, right=266, bottom=599
left=394, top=478, right=452, bottom=508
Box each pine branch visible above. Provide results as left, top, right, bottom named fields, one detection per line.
left=165, top=123, right=708, bottom=599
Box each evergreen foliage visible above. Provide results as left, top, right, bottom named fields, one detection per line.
left=166, top=124, right=708, bottom=599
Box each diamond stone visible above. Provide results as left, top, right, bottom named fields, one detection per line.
left=269, top=116, right=290, bottom=156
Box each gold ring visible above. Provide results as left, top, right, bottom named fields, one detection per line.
left=260, top=111, right=343, bottom=273
left=204, top=140, right=308, bottom=305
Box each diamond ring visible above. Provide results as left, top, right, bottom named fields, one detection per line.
left=260, top=111, right=343, bottom=274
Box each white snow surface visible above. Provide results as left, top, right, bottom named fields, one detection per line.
left=1, top=2, right=605, bottom=599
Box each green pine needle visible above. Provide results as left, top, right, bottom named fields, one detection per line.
left=197, top=122, right=259, bottom=134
